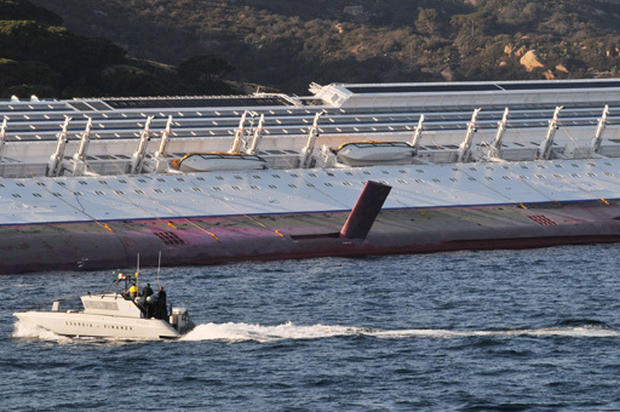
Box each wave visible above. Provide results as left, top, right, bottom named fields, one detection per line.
left=180, top=321, right=620, bottom=343
left=12, top=320, right=72, bottom=343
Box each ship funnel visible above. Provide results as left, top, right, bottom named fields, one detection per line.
left=340, top=181, right=391, bottom=240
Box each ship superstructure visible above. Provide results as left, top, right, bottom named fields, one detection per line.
left=1, top=79, right=619, bottom=273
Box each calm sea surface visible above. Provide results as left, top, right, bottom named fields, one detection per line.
left=2, top=244, right=619, bottom=411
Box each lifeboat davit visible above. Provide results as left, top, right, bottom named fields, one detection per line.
left=334, top=141, right=415, bottom=166
left=171, top=153, right=267, bottom=172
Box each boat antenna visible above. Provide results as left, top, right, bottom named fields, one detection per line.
left=157, top=250, right=162, bottom=289
left=135, top=253, right=140, bottom=291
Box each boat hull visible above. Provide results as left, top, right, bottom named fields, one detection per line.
left=13, top=311, right=181, bottom=339
left=1, top=200, right=619, bottom=273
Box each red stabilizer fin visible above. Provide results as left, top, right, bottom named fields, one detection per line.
left=340, top=180, right=392, bottom=239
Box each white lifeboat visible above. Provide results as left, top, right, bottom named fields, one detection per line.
left=334, top=141, right=416, bottom=166
left=171, top=153, right=267, bottom=172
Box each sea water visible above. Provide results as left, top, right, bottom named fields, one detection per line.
left=1, top=244, right=619, bottom=410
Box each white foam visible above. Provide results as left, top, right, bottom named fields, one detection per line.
left=180, top=322, right=620, bottom=343
left=12, top=320, right=71, bottom=343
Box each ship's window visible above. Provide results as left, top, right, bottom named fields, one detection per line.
left=469, top=167, right=477, bottom=171
left=79, top=180, right=88, bottom=185
left=416, top=169, right=424, bottom=173
left=452, top=167, right=458, bottom=171
left=381, top=170, right=390, bottom=175
left=555, top=164, right=563, bottom=168
left=399, top=170, right=407, bottom=174
left=432, top=178, right=440, bottom=183
left=173, top=188, right=182, bottom=192
left=345, top=172, right=353, bottom=176
left=415, top=179, right=424, bottom=183
left=571, top=173, right=580, bottom=178
left=157, top=178, right=165, bottom=182
left=343, top=182, right=352, bottom=186
left=324, top=182, right=333, bottom=187
left=95, top=190, right=104, bottom=195
left=11, top=193, right=21, bottom=198
left=536, top=174, right=545, bottom=179
left=211, top=186, right=221, bottom=191
left=252, top=175, right=261, bottom=179
left=519, top=175, right=528, bottom=180
left=114, top=190, right=124, bottom=195
left=268, top=184, right=277, bottom=189
left=52, top=192, right=62, bottom=197
left=74, top=191, right=83, bottom=196
left=16, top=182, right=25, bottom=187
left=587, top=172, right=596, bottom=177
left=288, top=184, right=297, bottom=188
left=520, top=165, right=528, bottom=169
left=135, top=189, right=144, bottom=194
left=553, top=174, right=562, bottom=178
left=571, top=163, right=579, bottom=168
left=154, top=188, right=163, bottom=193
left=234, top=175, right=242, bottom=180
left=467, top=177, right=476, bottom=181
left=36, top=182, right=45, bottom=186
left=196, top=177, right=205, bottom=181
left=98, top=180, right=108, bottom=185
left=55, top=182, right=65, bottom=187
left=604, top=172, right=613, bottom=176
left=118, top=179, right=127, bottom=184
left=502, top=166, right=509, bottom=170
left=485, top=176, right=493, bottom=181
left=450, top=177, right=458, bottom=182
left=137, top=178, right=146, bottom=183
left=33, top=193, right=42, bottom=197
left=0, top=183, right=4, bottom=188
left=250, top=185, right=259, bottom=189
left=362, top=171, right=371, bottom=175
left=306, top=183, right=315, bottom=187
left=272, top=174, right=281, bottom=179
left=486, top=166, right=494, bottom=171
left=326, top=172, right=334, bottom=177
left=176, top=177, right=185, bottom=182
left=231, top=186, right=240, bottom=191
left=397, top=179, right=406, bottom=184
left=192, top=187, right=201, bottom=192
left=289, top=173, right=299, bottom=178
left=216, top=176, right=224, bottom=181
left=309, top=173, right=317, bottom=177
left=502, top=176, right=511, bottom=180
left=604, top=162, right=611, bottom=166
left=537, top=164, right=545, bottom=169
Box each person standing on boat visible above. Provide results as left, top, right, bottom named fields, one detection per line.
left=142, top=283, right=153, bottom=298
left=129, top=282, right=138, bottom=299
left=156, top=286, right=167, bottom=319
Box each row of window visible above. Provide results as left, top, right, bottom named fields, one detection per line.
left=7, top=171, right=613, bottom=199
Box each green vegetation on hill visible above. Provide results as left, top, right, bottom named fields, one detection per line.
left=30, top=0, right=620, bottom=93
left=0, top=0, right=240, bottom=98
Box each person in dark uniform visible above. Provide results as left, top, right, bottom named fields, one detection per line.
left=141, top=283, right=153, bottom=298
left=156, top=286, right=167, bottom=319
left=141, top=283, right=154, bottom=317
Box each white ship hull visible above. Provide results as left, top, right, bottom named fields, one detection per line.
left=14, top=311, right=181, bottom=339
left=0, top=78, right=619, bottom=272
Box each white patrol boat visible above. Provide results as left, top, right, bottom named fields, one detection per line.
left=14, top=278, right=193, bottom=340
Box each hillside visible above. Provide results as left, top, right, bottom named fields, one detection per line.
left=30, top=0, right=620, bottom=93
left=0, top=0, right=240, bottom=98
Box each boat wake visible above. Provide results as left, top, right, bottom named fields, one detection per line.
left=13, top=319, right=618, bottom=344
left=180, top=321, right=620, bottom=343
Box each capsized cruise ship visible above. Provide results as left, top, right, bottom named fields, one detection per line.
left=1, top=79, right=620, bottom=273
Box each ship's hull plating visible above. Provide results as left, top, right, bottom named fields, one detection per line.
left=14, top=311, right=181, bottom=339
left=2, top=200, right=619, bottom=273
